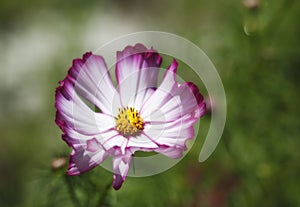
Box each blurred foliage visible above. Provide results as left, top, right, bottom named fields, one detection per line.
left=0, top=0, right=299, bottom=206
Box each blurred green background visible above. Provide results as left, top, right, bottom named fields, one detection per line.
left=1, top=0, right=299, bottom=206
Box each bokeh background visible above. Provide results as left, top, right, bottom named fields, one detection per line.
left=1, top=0, right=299, bottom=206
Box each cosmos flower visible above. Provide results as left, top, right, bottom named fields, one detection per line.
left=55, top=44, right=206, bottom=190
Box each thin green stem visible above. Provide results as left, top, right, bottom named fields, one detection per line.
left=64, top=175, right=81, bottom=207
left=96, top=179, right=113, bottom=207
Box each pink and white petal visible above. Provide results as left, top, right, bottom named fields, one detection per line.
left=185, top=82, right=206, bottom=118
left=140, top=59, right=179, bottom=119
left=143, top=114, right=198, bottom=148
left=128, top=87, right=155, bottom=112
left=67, top=52, right=120, bottom=115
left=63, top=127, right=121, bottom=151
left=62, top=127, right=93, bottom=145
left=116, top=44, right=162, bottom=109
left=94, top=113, right=116, bottom=131
left=112, top=153, right=132, bottom=190
left=55, top=79, right=115, bottom=135
left=143, top=128, right=194, bottom=148
left=67, top=139, right=109, bottom=176
left=141, top=69, right=205, bottom=123
left=155, top=82, right=201, bottom=121
left=102, top=134, right=128, bottom=154
left=62, top=133, right=83, bottom=149
left=61, top=124, right=118, bottom=154
left=145, top=95, right=182, bottom=122
left=154, top=146, right=186, bottom=159
left=126, top=133, right=159, bottom=149
left=86, top=138, right=103, bottom=152
left=142, top=83, right=198, bottom=122
left=61, top=122, right=107, bottom=152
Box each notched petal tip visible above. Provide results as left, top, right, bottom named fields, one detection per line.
left=66, top=150, right=81, bottom=176
left=117, top=43, right=147, bottom=59
left=69, top=52, right=106, bottom=81
left=54, top=79, right=76, bottom=133
left=113, top=174, right=124, bottom=190
left=82, top=51, right=93, bottom=60
left=185, top=82, right=204, bottom=105
left=55, top=79, right=73, bottom=101
left=160, top=58, right=178, bottom=83
left=111, top=154, right=132, bottom=190
left=117, top=43, right=162, bottom=65
left=67, top=168, right=81, bottom=176
left=72, top=51, right=93, bottom=66
left=169, top=59, right=178, bottom=72
left=185, top=82, right=206, bottom=118
left=160, top=58, right=178, bottom=81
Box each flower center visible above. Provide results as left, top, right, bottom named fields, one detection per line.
left=115, top=107, right=144, bottom=136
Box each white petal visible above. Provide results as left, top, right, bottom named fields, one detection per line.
left=127, top=133, right=158, bottom=149
left=56, top=81, right=115, bottom=135
left=69, top=53, right=121, bottom=115
left=67, top=139, right=109, bottom=175
left=112, top=153, right=132, bottom=190
left=140, top=59, right=178, bottom=120
left=116, top=44, right=161, bottom=109
left=143, top=115, right=197, bottom=147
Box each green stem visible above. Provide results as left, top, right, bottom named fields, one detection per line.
left=64, top=175, right=81, bottom=207
left=96, top=179, right=113, bottom=207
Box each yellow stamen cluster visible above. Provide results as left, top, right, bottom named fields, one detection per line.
left=115, top=107, right=144, bottom=136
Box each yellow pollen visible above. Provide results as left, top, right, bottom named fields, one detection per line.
left=115, top=107, right=144, bottom=136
